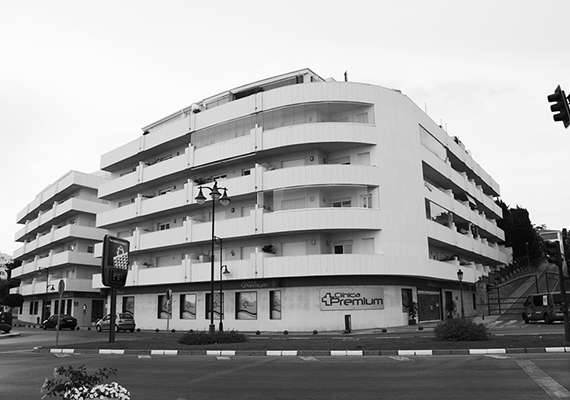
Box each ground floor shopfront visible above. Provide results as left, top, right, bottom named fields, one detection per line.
left=16, top=292, right=106, bottom=327
left=104, top=275, right=477, bottom=332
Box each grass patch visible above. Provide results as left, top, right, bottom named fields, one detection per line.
left=177, top=329, right=247, bottom=345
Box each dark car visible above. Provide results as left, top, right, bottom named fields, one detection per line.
left=0, top=312, right=13, bottom=325
left=41, top=314, right=77, bottom=330
left=96, top=313, right=136, bottom=332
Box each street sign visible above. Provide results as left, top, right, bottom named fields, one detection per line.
left=57, top=279, right=65, bottom=295
left=101, top=235, right=130, bottom=287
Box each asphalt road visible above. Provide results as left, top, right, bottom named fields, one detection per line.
left=2, top=351, right=570, bottom=399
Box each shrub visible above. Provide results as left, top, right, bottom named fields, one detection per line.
left=177, top=329, right=248, bottom=346
left=434, top=318, right=490, bottom=341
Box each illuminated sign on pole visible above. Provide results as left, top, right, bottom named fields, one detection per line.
left=101, top=235, right=130, bottom=288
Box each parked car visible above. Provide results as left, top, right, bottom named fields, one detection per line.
left=96, top=313, right=135, bottom=332
left=522, top=292, right=564, bottom=324
left=41, top=314, right=78, bottom=330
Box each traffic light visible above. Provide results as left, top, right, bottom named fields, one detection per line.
left=547, top=85, right=570, bottom=128
left=545, top=240, right=562, bottom=266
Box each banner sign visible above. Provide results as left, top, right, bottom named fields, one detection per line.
left=101, top=235, right=130, bottom=287
left=319, top=287, right=384, bottom=311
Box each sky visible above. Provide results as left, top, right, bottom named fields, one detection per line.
left=2, top=0, right=570, bottom=256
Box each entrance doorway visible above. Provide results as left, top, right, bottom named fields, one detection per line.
left=417, top=290, right=441, bottom=322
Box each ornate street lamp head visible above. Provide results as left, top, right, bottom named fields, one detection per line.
left=457, top=269, right=463, bottom=282
left=195, top=187, right=207, bottom=204
left=219, top=188, right=231, bottom=206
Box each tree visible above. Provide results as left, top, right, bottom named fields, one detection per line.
left=1, top=294, right=23, bottom=308
left=495, top=200, right=543, bottom=265
left=0, top=260, right=22, bottom=305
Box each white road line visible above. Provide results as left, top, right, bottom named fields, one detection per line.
left=389, top=356, right=411, bottom=361
left=516, top=360, right=570, bottom=399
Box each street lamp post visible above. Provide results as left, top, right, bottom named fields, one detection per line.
left=195, top=181, right=231, bottom=336
left=38, top=267, right=50, bottom=322
left=457, top=269, right=465, bottom=318
left=220, top=264, right=230, bottom=332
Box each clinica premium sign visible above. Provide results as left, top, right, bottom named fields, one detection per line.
left=319, top=287, right=384, bottom=311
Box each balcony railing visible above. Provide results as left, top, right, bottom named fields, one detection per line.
left=98, top=123, right=377, bottom=200
left=13, top=225, right=106, bottom=259
left=111, top=207, right=380, bottom=253
left=97, top=164, right=379, bottom=228
left=11, top=251, right=100, bottom=280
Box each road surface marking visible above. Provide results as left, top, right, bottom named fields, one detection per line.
left=389, top=356, right=411, bottom=361
left=485, top=355, right=510, bottom=359
left=300, top=356, right=319, bottom=361
left=516, top=360, right=570, bottom=399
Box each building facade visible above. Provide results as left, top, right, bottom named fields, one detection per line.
left=11, top=170, right=110, bottom=326
left=93, top=68, right=509, bottom=331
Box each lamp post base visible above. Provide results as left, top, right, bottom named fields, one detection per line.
left=219, top=322, right=224, bottom=332
left=209, top=324, right=215, bottom=336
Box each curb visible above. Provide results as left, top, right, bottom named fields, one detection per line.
left=36, top=346, right=570, bottom=356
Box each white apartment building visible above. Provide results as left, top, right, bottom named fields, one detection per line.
left=11, top=170, right=110, bottom=326
left=93, top=68, right=509, bottom=332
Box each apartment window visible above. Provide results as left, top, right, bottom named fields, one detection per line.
left=401, top=289, right=413, bottom=313
left=242, top=168, right=252, bottom=176
left=205, top=293, right=222, bottom=320
left=281, top=198, right=306, bottom=210
left=333, top=241, right=352, bottom=254
left=332, top=199, right=351, bottom=208
left=362, top=238, right=375, bottom=254
left=425, top=199, right=451, bottom=227
left=361, top=194, right=372, bottom=208
left=122, top=296, right=135, bottom=315
left=87, top=246, right=94, bottom=254
left=355, top=112, right=369, bottom=124
left=157, top=295, right=171, bottom=319
left=270, top=291, right=281, bottom=320
left=180, top=294, right=197, bottom=319
left=235, top=292, right=257, bottom=320
left=281, top=158, right=305, bottom=168
left=357, top=152, right=370, bottom=166
left=158, top=222, right=170, bottom=231
left=329, top=156, right=350, bottom=165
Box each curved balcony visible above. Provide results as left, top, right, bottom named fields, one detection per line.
left=17, top=171, right=107, bottom=224
left=116, top=207, right=380, bottom=253
left=425, top=219, right=509, bottom=266
left=98, top=122, right=377, bottom=200
left=424, top=186, right=504, bottom=242
left=19, top=277, right=98, bottom=295
left=92, top=249, right=485, bottom=290
left=422, top=148, right=502, bottom=220
left=11, top=251, right=100, bottom=280
left=15, top=198, right=108, bottom=242
left=96, top=164, right=380, bottom=228
left=14, top=226, right=106, bottom=259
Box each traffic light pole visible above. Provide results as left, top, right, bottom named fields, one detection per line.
left=557, top=262, right=570, bottom=345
